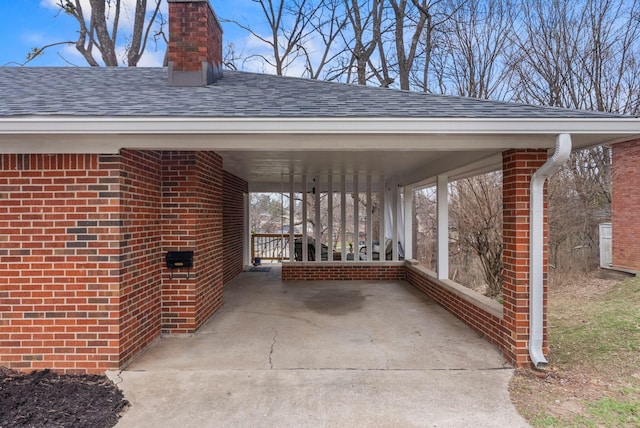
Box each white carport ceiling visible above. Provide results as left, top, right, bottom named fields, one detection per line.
left=1, top=125, right=638, bottom=192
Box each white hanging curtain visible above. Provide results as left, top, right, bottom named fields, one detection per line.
left=384, top=181, right=405, bottom=259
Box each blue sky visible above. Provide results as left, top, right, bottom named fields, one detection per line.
left=0, top=0, right=260, bottom=67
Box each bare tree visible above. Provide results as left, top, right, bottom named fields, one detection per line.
left=378, top=0, right=434, bottom=89
left=250, top=193, right=286, bottom=233
left=508, top=0, right=640, bottom=112
left=223, top=42, right=243, bottom=71
left=299, top=0, right=350, bottom=79
left=434, top=0, right=514, bottom=99
left=507, top=0, right=579, bottom=106
left=449, top=173, right=503, bottom=297
left=223, top=0, right=337, bottom=77
left=30, top=0, right=165, bottom=66
left=342, top=0, right=384, bottom=84
left=507, top=0, right=640, bottom=278
left=414, top=188, right=438, bottom=269
left=548, top=146, right=613, bottom=274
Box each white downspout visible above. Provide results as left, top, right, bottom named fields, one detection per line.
left=529, top=133, right=572, bottom=369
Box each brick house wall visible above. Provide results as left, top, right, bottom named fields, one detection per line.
left=223, top=171, right=248, bottom=284
left=612, top=140, right=640, bottom=272
left=0, top=154, right=122, bottom=373
left=1, top=150, right=247, bottom=373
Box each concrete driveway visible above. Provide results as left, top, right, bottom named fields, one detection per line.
left=109, top=267, right=529, bottom=428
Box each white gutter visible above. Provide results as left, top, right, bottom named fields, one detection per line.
left=529, top=133, right=572, bottom=369
left=0, top=116, right=640, bottom=135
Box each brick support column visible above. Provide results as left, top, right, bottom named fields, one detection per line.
left=222, top=171, right=248, bottom=284
left=118, top=150, right=163, bottom=366
left=502, top=149, right=548, bottom=367
left=161, top=152, right=197, bottom=332
left=194, top=152, right=224, bottom=327
left=612, top=140, right=640, bottom=271
left=161, top=151, right=224, bottom=334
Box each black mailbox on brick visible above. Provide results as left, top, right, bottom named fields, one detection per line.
left=166, top=251, right=194, bottom=269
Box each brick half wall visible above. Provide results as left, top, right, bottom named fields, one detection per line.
left=405, top=263, right=505, bottom=351
left=282, top=262, right=406, bottom=281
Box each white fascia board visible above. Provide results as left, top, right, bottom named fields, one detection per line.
left=1, top=116, right=640, bottom=135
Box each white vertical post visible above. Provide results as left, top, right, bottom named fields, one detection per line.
left=302, top=175, right=308, bottom=262
left=437, top=174, right=449, bottom=280
left=353, top=174, right=359, bottom=261
left=404, top=185, right=413, bottom=260
left=366, top=175, right=373, bottom=262
left=315, top=175, right=321, bottom=262
left=379, top=175, right=385, bottom=261
left=289, top=175, right=295, bottom=262
left=341, top=175, right=346, bottom=262
left=244, top=192, right=251, bottom=266
left=391, top=180, right=398, bottom=261
left=327, top=175, right=333, bottom=261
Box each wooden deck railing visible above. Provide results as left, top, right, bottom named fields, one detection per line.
left=251, top=233, right=303, bottom=261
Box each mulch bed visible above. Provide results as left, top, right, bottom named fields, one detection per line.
left=0, top=367, right=128, bottom=428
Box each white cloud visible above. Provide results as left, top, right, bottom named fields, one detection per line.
left=39, top=0, right=167, bottom=36
left=39, top=0, right=58, bottom=9
left=231, top=31, right=329, bottom=78
left=137, top=49, right=165, bottom=67
left=58, top=43, right=90, bottom=66
left=116, top=45, right=166, bottom=67
left=243, top=32, right=270, bottom=50
left=22, top=32, right=49, bottom=45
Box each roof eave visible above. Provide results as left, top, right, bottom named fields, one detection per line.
left=0, top=116, right=639, bottom=135
left=0, top=117, right=638, bottom=155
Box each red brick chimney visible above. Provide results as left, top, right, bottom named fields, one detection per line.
left=167, top=0, right=223, bottom=86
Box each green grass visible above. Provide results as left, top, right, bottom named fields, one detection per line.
left=586, top=396, right=640, bottom=427
left=531, top=414, right=560, bottom=427
left=550, top=277, right=640, bottom=427
left=530, top=397, right=640, bottom=428
left=517, top=276, right=640, bottom=428
left=550, top=276, right=640, bottom=373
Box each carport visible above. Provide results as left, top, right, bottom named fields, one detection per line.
left=2, top=0, right=640, bottom=375
left=110, top=267, right=529, bottom=427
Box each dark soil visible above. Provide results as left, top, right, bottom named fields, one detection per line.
left=0, top=367, right=128, bottom=428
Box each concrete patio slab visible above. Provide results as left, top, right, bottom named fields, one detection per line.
left=109, top=268, right=529, bottom=427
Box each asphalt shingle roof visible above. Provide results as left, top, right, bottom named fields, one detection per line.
left=0, top=67, right=623, bottom=118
